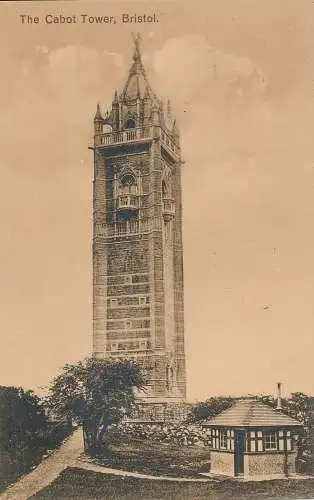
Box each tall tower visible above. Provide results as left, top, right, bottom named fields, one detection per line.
left=91, top=35, right=186, bottom=418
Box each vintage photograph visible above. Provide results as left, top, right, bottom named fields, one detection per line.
left=0, top=1, right=313, bottom=498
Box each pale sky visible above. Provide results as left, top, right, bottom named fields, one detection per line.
left=0, top=0, right=313, bottom=402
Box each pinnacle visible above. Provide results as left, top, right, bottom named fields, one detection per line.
left=94, top=103, right=103, bottom=121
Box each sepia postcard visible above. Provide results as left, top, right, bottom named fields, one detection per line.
left=0, top=1, right=314, bottom=498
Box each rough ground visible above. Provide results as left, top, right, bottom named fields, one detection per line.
left=0, top=430, right=83, bottom=500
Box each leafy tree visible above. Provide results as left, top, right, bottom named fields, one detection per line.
left=45, top=357, right=147, bottom=454
left=252, top=392, right=311, bottom=428
left=188, top=392, right=312, bottom=429
left=280, top=392, right=311, bottom=459
left=254, top=392, right=312, bottom=460
left=0, top=386, right=47, bottom=484
left=187, top=396, right=234, bottom=423
left=284, top=392, right=312, bottom=428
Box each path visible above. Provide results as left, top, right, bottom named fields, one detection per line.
left=0, top=429, right=213, bottom=500
left=0, top=429, right=83, bottom=500
left=75, top=457, right=213, bottom=483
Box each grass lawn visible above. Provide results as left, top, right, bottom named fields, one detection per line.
left=87, top=435, right=211, bottom=478
left=31, top=467, right=314, bottom=499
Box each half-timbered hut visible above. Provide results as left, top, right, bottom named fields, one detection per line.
left=202, top=398, right=303, bottom=479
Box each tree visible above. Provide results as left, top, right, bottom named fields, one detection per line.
left=251, top=392, right=311, bottom=427
left=281, top=393, right=312, bottom=460
left=187, top=396, right=234, bottom=423
left=0, top=386, right=47, bottom=483
left=255, top=392, right=312, bottom=460
left=45, top=357, right=147, bottom=454
left=284, top=392, right=312, bottom=428
left=188, top=392, right=312, bottom=429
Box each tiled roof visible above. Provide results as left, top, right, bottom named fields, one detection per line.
left=202, top=399, right=303, bottom=428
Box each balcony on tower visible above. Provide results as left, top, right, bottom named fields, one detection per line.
left=116, top=194, right=139, bottom=213
left=162, top=197, right=175, bottom=221
left=97, top=126, right=152, bottom=147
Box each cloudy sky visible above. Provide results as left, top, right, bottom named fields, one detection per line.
left=0, top=0, right=313, bottom=401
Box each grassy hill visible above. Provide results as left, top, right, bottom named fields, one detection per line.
left=32, top=467, right=314, bottom=499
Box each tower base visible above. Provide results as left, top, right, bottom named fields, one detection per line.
left=126, top=397, right=190, bottom=424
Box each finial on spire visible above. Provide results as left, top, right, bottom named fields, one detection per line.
left=131, top=32, right=142, bottom=61
left=122, top=33, right=155, bottom=101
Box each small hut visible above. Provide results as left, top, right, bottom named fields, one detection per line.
left=202, top=397, right=303, bottom=480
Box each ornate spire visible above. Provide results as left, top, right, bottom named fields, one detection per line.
left=122, top=33, right=154, bottom=101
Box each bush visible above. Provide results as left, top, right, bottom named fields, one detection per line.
left=107, top=421, right=211, bottom=447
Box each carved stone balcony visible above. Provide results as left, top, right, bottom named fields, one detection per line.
left=162, top=197, right=175, bottom=221
left=95, top=126, right=180, bottom=159
left=98, top=127, right=152, bottom=147
left=116, top=194, right=139, bottom=213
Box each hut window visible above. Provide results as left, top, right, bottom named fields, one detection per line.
left=264, top=431, right=278, bottom=450
left=219, top=429, right=228, bottom=449
left=286, top=431, right=292, bottom=450
left=212, top=429, right=218, bottom=449
left=230, top=429, right=234, bottom=450
left=278, top=430, right=285, bottom=451
left=227, top=429, right=232, bottom=449
left=250, top=432, right=256, bottom=452
left=257, top=431, right=263, bottom=451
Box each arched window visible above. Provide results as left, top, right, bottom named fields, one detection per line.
left=120, top=173, right=136, bottom=187
left=125, top=118, right=135, bottom=129
left=118, top=171, right=137, bottom=197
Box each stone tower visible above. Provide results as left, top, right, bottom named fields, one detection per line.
left=91, top=35, right=186, bottom=418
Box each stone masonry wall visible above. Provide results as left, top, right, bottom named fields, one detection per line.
left=210, top=451, right=235, bottom=476
left=92, top=132, right=186, bottom=400
left=247, top=451, right=296, bottom=476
